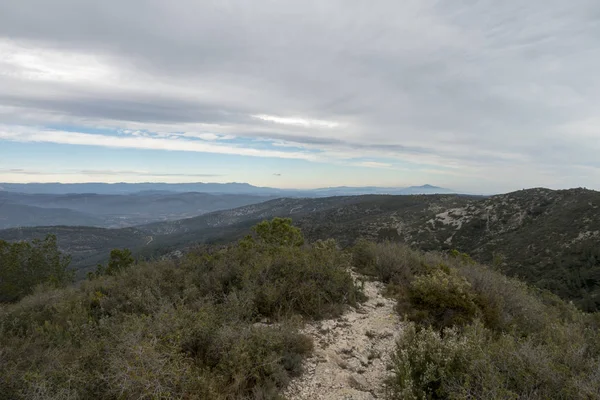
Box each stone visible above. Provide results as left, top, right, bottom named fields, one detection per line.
left=348, top=374, right=370, bottom=391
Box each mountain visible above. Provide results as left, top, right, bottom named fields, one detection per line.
left=0, top=203, right=105, bottom=229
left=261, top=188, right=600, bottom=310
left=0, top=182, right=282, bottom=195
left=0, top=182, right=457, bottom=197
left=2, top=188, right=597, bottom=310
left=407, top=187, right=600, bottom=311
left=0, top=194, right=476, bottom=276
left=309, top=184, right=455, bottom=196
left=0, top=183, right=458, bottom=230
left=0, top=191, right=277, bottom=229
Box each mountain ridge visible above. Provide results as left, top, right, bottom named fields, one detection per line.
left=1, top=187, right=598, bottom=310
left=0, top=191, right=277, bottom=229
left=0, top=182, right=457, bottom=196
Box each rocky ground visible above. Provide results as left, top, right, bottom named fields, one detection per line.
left=283, top=275, right=402, bottom=399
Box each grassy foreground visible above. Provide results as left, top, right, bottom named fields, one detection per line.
left=0, top=219, right=362, bottom=399
left=1, top=219, right=599, bottom=399
left=353, top=241, right=600, bottom=399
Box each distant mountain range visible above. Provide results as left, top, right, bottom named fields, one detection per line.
left=0, top=191, right=277, bottom=229
left=0, top=183, right=456, bottom=229
left=0, top=182, right=456, bottom=197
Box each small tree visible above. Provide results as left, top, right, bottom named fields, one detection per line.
left=105, top=248, right=135, bottom=275
left=0, top=234, right=73, bottom=302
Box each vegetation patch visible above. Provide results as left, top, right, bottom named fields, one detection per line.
left=0, top=218, right=361, bottom=399
left=354, top=242, right=600, bottom=399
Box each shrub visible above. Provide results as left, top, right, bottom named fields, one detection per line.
left=456, top=261, right=563, bottom=335
left=106, top=248, right=135, bottom=275
left=0, top=219, right=361, bottom=399
left=383, top=242, right=600, bottom=400
left=183, top=232, right=363, bottom=320
left=352, top=241, right=426, bottom=292
left=251, top=217, right=304, bottom=247
left=387, top=322, right=483, bottom=400
left=352, top=239, right=377, bottom=274
left=404, top=268, right=479, bottom=329
left=388, top=320, right=600, bottom=400
left=250, top=243, right=362, bottom=319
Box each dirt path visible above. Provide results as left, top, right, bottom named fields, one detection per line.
left=283, top=275, right=402, bottom=400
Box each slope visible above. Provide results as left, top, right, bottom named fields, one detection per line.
left=0, top=203, right=105, bottom=230
left=0, top=191, right=277, bottom=228
left=1, top=188, right=599, bottom=310
left=0, top=226, right=148, bottom=276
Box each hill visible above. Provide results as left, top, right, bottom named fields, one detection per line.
left=0, top=226, right=148, bottom=276
left=0, top=191, right=276, bottom=229
left=278, top=188, right=600, bottom=310
left=0, top=203, right=106, bottom=229
left=0, top=194, right=473, bottom=274
left=1, top=188, right=599, bottom=310
left=402, top=188, right=600, bottom=311
left=133, top=187, right=600, bottom=311
left=1, top=221, right=599, bottom=399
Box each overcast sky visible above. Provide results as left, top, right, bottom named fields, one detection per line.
left=1, top=0, right=599, bottom=193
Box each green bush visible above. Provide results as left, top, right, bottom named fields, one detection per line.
left=386, top=322, right=482, bottom=400
left=379, top=242, right=600, bottom=400
left=250, top=217, right=305, bottom=247
left=404, top=267, right=479, bottom=329
left=352, top=239, right=377, bottom=273
left=184, top=235, right=363, bottom=320
left=388, top=320, right=600, bottom=400
left=352, top=240, right=426, bottom=293
left=90, top=247, right=135, bottom=279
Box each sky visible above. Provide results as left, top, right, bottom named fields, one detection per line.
left=1, top=0, right=600, bottom=193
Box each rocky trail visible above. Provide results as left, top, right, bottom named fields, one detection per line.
left=284, top=275, right=403, bottom=399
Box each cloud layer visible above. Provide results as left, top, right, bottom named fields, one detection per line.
left=1, top=0, right=600, bottom=191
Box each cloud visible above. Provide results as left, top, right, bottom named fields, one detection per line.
left=252, top=114, right=340, bottom=128
left=0, top=168, right=221, bottom=177
left=356, top=161, right=393, bottom=169
left=0, top=125, right=321, bottom=161
left=77, top=170, right=222, bottom=178
left=0, top=39, right=114, bottom=83
left=0, top=168, right=223, bottom=184
left=1, top=0, right=600, bottom=190
left=181, top=132, right=236, bottom=141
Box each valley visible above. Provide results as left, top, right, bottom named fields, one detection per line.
left=0, top=190, right=277, bottom=229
